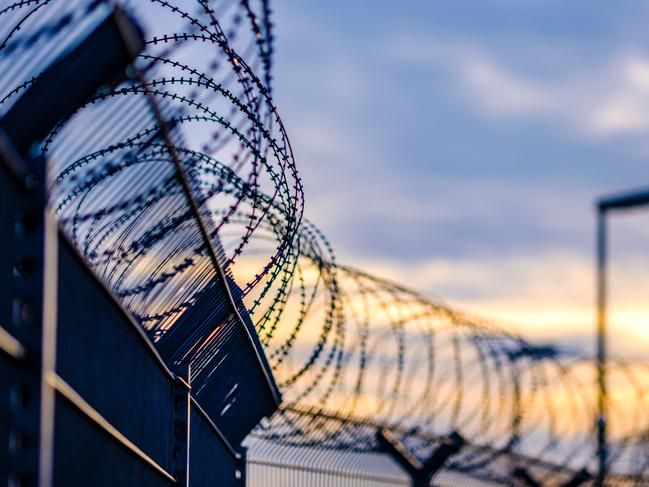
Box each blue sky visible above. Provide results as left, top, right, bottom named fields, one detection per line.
left=271, top=1, right=649, bottom=353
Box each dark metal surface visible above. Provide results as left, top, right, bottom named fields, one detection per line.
left=0, top=140, right=56, bottom=486
left=56, top=236, right=176, bottom=473
left=598, top=188, right=649, bottom=211
left=189, top=403, right=244, bottom=486
left=52, top=394, right=175, bottom=486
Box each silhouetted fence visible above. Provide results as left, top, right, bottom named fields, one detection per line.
left=0, top=2, right=268, bottom=484
left=1, top=150, right=248, bottom=485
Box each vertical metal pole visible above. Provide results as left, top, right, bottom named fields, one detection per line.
left=38, top=209, right=58, bottom=487
left=4, top=156, right=57, bottom=487
left=596, top=208, right=607, bottom=487
left=173, top=366, right=191, bottom=486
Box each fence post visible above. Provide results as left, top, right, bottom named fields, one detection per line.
left=1, top=151, right=57, bottom=487
left=173, top=365, right=191, bottom=486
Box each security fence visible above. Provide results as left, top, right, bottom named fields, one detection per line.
left=244, top=439, right=506, bottom=487
left=0, top=2, right=269, bottom=484
left=1, top=149, right=247, bottom=485
left=3, top=1, right=649, bottom=486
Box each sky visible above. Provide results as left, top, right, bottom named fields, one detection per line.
left=271, top=1, right=649, bottom=357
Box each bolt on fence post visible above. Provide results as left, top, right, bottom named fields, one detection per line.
left=235, top=446, right=247, bottom=487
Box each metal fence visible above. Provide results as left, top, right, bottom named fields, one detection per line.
left=247, top=459, right=409, bottom=487
left=244, top=438, right=505, bottom=487
left=247, top=444, right=410, bottom=487
left=0, top=2, right=279, bottom=484
left=0, top=152, right=246, bottom=485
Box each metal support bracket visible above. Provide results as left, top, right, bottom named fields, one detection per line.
left=376, top=428, right=465, bottom=487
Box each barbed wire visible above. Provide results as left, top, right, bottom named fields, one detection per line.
left=249, top=238, right=649, bottom=481
left=2, top=0, right=649, bottom=484
left=0, top=0, right=304, bottom=439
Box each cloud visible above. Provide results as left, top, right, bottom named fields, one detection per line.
left=269, top=3, right=649, bottom=362
left=460, top=57, right=552, bottom=115
left=590, top=58, right=649, bottom=133
left=389, top=36, right=649, bottom=138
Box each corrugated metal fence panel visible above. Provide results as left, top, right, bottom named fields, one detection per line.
left=56, top=237, right=175, bottom=473
left=245, top=439, right=503, bottom=487
left=53, top=395, right=175, bottom=487
left=192, top=312, right=278, bottom=447
left=161, top=276, right=278, bottom=446
left=246, top=439, right=410, bottom=487
left=247, top=461, right=410, bottom=487
left=189, top=404, right=242, bottom=486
